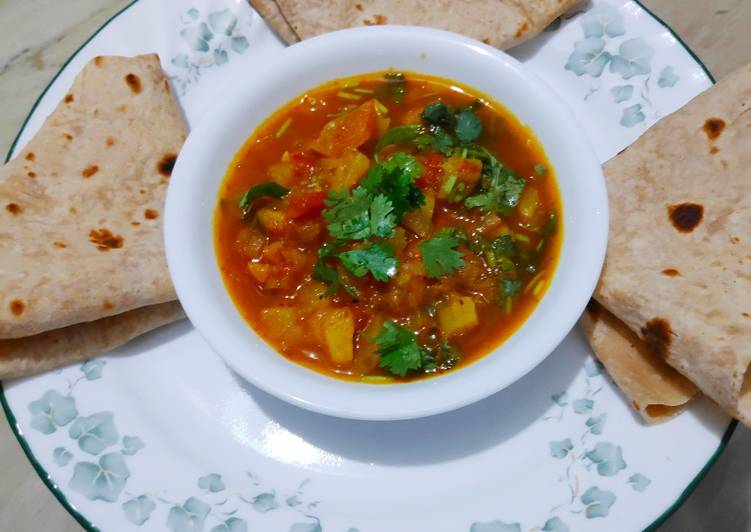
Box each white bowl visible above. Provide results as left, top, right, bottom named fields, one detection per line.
left=165, top=26, right=608, bottom=421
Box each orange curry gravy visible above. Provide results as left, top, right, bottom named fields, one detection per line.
left=214, top=71, right=562, bottom=382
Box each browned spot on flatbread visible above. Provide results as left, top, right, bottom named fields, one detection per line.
left=27, top=171, right=36, bottom=178
left=64, top=94, right=74, bottom=104
left=103, top=300, right=114, bottom=310
left=116, top=104, right=127, bottom=113
left=69, top=207, right=78, bottom=215
left=731, top=236, right=741, bottom=244
left=709, top=146, right=719, bottom=154
left=63, top=133, right=73, bottom=141
left=703, top=118, right=726, bottom=140
left=53, top=241, right=66, bottom=248
left=9, top=299, right=25, bottom=316
left=105, top=136, right=115, bottom=146
left=81, top=165, right=99, bottom=178
left=721, top=159, right=729, bottom=169
left=585, top=298, right=602, bottom=321
left=363, top=14, right=388, bottom=25
left=668, top=203, right=703, bottom=233
left=144, top=208, right=159, bottom=220
left=641, top=318, right=672, bottom=359
left=662, top=268, right=680, bottom=277
left=355, top=3, right=363, bottom=10
left=139, top=188, right=146, bottom=195
left=743, top=312, right=750, bottom=318
left=5, top=203, right=21, bottom=215
left=157, top=153, right=177, bottom=177
left=515, top=21, right=529, bottom=38
left=94, top=56, right=105, bottom=67
left=482, top=38, right=491, bottom=45
left=124, top=73, right=142, bottom=94
left=131, top=221, right=141, bottom=226
left=25, top=152, right=35, bottom=161
left=89, top=228, right=124, bottom=251
left=163, top=79, right=170, bottom=93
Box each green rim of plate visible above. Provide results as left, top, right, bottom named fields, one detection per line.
left=0, top=2, right=731, bottom=531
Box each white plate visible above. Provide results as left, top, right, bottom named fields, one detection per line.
left=1, top=1, right=734, bottom=531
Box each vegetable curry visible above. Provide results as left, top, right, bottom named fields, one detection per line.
left=214, top=71, right=562, bottom=382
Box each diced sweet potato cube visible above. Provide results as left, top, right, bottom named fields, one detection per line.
left=267, top=162, right=296, bottom=187
left=401, top=193, right=435, bottom=236
left=438, top=296, right=479, bottom=337
left=318, top=149, right=370, bottom=189
left=247, top=262, right=270, bottom=282
left=323, top=308, right=355, bottom=364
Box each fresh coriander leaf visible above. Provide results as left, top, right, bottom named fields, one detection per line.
left=374, top=321, right=424, bottom=377
left=369, top=194, right=396, bottom=238
left=338, top=243, right=398, bottom=282
left=490, top=234, right=515, bottom=257
left=419, top=229, right=465, bottom=278
left=421, top=101, right=455, bottom=128
left=501, top=279, right=522, bottom=297
left=312, top=243, right=358, bottom=298
left=323, top=187, right=373, bottom=240
left=238, top=182, right=289, bottom=219
left=534, top=163, right=548, bottom=176
left=542, top=211, right=558, bottom=236
left=361, top=153, right=425, bottom=220
left=455, top=108, right=483, bottom=143
left=374, top=125, right=420, bottom=160
left=384, top=72, right=407, bottom=103
left=464, top=174, right=526, bottom=214
left=426, top=126, right=455, bottom=155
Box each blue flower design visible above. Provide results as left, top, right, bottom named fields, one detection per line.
left=69, top=412, right=118, bottom=455
left=565, top=38, right=611, bottom=77
left=620, top=104, right=646, bottom=127
left=581, top=487, right=616, bottom=518
left=123, top=495, right=156, bottom=526
left=610, top=38, right=654, bottom=79
left=552, top=391, right=568, bottom=406
left=586, top=442, right=627, bottom=476
left=251, top=492, right=278, bottom=513
left=208, top=9, right=238, bottom=36
left=658, top=66, right=680, bottom=88
left=542, top=517, right=570, bottom=532
left=469, top=521, right=522, bottom=532
left=180, top=22, right=213, bottom=52
left=549, top=439, right=574, bottom=459
left=628, top=473, right=652, bottom=492
left=211, top=517, right=248, bottom=532
left=53, top=447, right=73, bottom=466
left=610, top=85, right=634, bottom=103
left=584, top=358, right=602, bottom=377
left=289, top=523, right=322, bottom=532
left=198, top=473, right=225, bottom=492
left=121, top=435, right=144, bottom=456
left=80, top=359, right=106, bottom=380
left=573, top=398, right=594, bottom=414
left=69, top=452, right=130, bottom=502
left=586, top=414, right=607, bottom=435
left=167, top=497, right=210, bottom=532
left=28, top=390, right=78, bottom=434
left=581, top=4, right=626, bottom=38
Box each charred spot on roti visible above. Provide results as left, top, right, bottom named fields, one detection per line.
left=27, top=171, right=36, bottom=178
left=105, top=136, right=115, bottom=146
left=363, top=14, right=388, bottom=25
left=703, top=118, right=726, bottom=140
left=124, top=73, right=142, bottom=94
left=144, top=208, right=159, bottom=220
left=25, top=152, right=35, bottom=161
left=89, top=228, right=124, bottom=251
left=103, top=300, right=114, bottom=310
left=743, top=312, right=750, bottom=318
left=515, top=21, right=530, bottom=38
left=69, top=207, right=78, bottom=215
left=139, top=189, right=146, bottom=195
left=163, top=79, right=170, bottom=93
left=662, top=268, right=680, bottom=277
left=355, top=3, right=363, bottom=10
left=94, top=56, right=105, bottom=67
left=157, top=153, right=177, bottom=177
left=709, top=146, right=720, bottom=154
left=81, top=165, right=99, bottom=178
left=116, top=104, right=127, bottom=113
left=731, top=236, right=741, bottom=244
left=668, top=203, right=703, bottom=233
left=63, top=133, right=73, bottom=141
left=641, top=318, right=673, bottom=359
left=64, top=94, right=74, bottom=104
left=5, top=203, right=21, bottom=215
left=9, top=299, right=25, bottom=316
left=53, top=241, right=66, bottom=248
left=131, top=221, right=141, bottom=226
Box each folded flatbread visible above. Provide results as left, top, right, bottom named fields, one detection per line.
left=590, top=63, right=751, bottom=426
left=0, top=302, right=184, bottom=379
left=249, top=0, right=579, bottom=49
left=0, top=54, right=187, bottom=339
left=580, top=301, right=697, bottom=423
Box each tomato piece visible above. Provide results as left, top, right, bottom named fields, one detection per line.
left=311, top=100, right=377, bottom=157
left=287, top=190, right=327, bottom=219
left=289, top=151, right=318, bottom=180
left=416, top=151, right=446, bottom=190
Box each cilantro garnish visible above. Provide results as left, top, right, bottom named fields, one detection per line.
left=360, top=152, right=425, bottom=220
left=338, top=243, right=398, bottom=282
left=542, top=211, right=558, bottom=236
left=490, top=234, right=515, bottom=257
left=312, top=243, right=358, bottom=298
left=534, top=163, right=548, bottom=176
left=419, top=229, right=465, bottom=278
left=500, top=279, right=522, bottom=297
left=238, top=182, right=289, bottom=219
left=464, top=173, right=526, bottom=215
left=322, top=188, right=397, bottom=240
left=374, top=321, right=425, bottom=377
left=421, top=102, right=455, bottom=129
left=455, top=108, right=483, bottom=143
